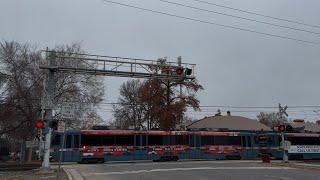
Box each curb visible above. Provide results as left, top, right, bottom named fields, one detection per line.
left=63, top=168, right=85, bottom=180
left=63, top=168, right=73, bottom=180
left=270, top=162, right=320, bottom=171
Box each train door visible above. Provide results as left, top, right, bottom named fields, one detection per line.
left=62, top=134, right=80, bottom=162
left=62, top=134, right=73, bottom=162
left=242, top=135, right=255, bottom=159
left=52, top=132, right=81, bottom=162
left=134, top=134, right=148, bottom=160
left=189, top=134, right=201, bottom=159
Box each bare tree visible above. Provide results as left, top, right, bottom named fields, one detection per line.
left=49, top=43, right=104, bottom=128
left=113, top=79, right=145, bottom=129
left=257, top=112, right=287, bottom=128
left=80, top=111, right=104, bottom=130
left=0, top=41, right=104, bottom=140
left=0, top=41, right=43, bottom=139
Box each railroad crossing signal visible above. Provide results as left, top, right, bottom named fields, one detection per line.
left=36, top=120, right=44, bottom=129
left=278, top=103, right=289, bottom=163
left=36, top=109, right=44, bottom=120
left=36, top=109, right=45, bottom=129
left=278, top=125, right=286, bottom=132
left=175, top=67, right=184, bottom=76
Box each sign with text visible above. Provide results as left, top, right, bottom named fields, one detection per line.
left=57, top=120, right=66, bottom=133
left=26, top=141, right=39, bottom=148
left=288, top=145, right=320, bottom=153
left=61, top=103, right=75, bottom=119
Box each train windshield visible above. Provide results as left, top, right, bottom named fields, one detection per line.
left=286, top=136, right=320, bottom=145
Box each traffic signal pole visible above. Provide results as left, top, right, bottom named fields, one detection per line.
left=281, top=132, right=288, bottom=163
left=41, top=50, right=56, bottom=170
left=278, top=103, right=289, bottom=163
left=38, top=128, right=42, bottom=160
left=42, top=129, right=52, bottom=169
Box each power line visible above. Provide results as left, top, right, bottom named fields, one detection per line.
left=102, top=0, right=318, bottom=45
left=187, top=0, right=320, bottom=29
left=97, top=108, right=319, bottom=116
left=99, top=102, right=320, bottom=109
left=159, top=0, right=320, bottom=36
left=198, top=105, right=320, bottom=109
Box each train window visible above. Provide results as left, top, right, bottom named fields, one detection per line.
left=74, top=135, right=79, bottom=148
left=148, top=135, right=164, bottom=145
left=81, top=135, right=102, bottom=146
left=52, top=134, right=61, bottom=145
left=135, top=135, right=140, bottom=146
left=171, top=135, right=188, bottom=145
left=241, top=136, right=246, bottom=147
left=115, top=135, right=134, bottom=146
left=102, top=136, right=115, bottom=146
left=201, top=136, right=214, bottom=145
left=287, top=137, right=320, bottom=145
left=214, top=136, right=241, bottom=145
left=257, top=135, right=268, bottom=142
left=135, top=135, right=147, bottom=146
left=255, top=134, right=277, bottom=146
left=190, top=135, right=199, bottom=147
left=247, top=137, right=252, bottom=147
left=142, top=135, right=146, bottom=146
left=66, top=135, right=72, bottom=148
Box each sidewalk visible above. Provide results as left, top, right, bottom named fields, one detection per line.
left=0, top=161, right=41, bottom=171
left=0, top=168, right=68, bottom=180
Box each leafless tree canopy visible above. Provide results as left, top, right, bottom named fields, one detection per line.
left=113, top=79, right=144, bottom=129
left=113, top=59, right=203, bottom=130
left=0, top=41, right=104, bottom=141
left=257, top=112, right=287, bottom=128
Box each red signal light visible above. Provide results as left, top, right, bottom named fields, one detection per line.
left=278, top=125, right=285, bottom=132
left=176, top=67, right=184, bottom=75
left=36, top=120, right=44, bottom=129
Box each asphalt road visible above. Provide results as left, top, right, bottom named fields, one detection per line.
left=62, top=160, right=320, bottom=180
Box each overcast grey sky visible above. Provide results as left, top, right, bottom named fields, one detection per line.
left=1, top=0, right=320, bottom=122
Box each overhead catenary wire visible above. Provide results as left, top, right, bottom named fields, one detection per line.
left=159, top=0, right=320, bottom=36
left=102, top=0, right=319, bottom=45
left=186, top=0, right=320, bottom=29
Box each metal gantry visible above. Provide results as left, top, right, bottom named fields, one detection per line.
left=40, top=50, right=196, bottom=80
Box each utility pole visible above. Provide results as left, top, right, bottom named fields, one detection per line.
left=41, top=50, right=56, bottom=170
left=177, top=56, right=183, bottom=125
left=278, top=103, right=288, bottom=163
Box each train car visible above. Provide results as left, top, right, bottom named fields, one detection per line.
left=51, top=130, right=81, bottom=162
left=52, top=129, right=258, bottom=163
left=255, top=132, right=283, bottom=159
left=256, top=132, right=320, bottom=160
left=286, top=133, right=320, bottom=160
